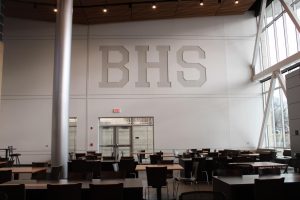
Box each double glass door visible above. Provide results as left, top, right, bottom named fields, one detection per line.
left=100, top=126, right=132, bottom=160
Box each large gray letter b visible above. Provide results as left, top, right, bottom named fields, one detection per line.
left=177, top=46, right=206, bottom=87
left=135, top=46, right=171, bottom=87
left=99, top=46, right=129, bottom=88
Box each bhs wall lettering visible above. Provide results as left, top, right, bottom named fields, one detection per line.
left=99, top=45, right=206, bottom=88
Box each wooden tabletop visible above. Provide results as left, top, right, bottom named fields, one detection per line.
left=228, top=162, right=287, bottom=168
left=0, top=167, right=47, bottom=174
left=3, top=178, right=143, bottom=189
left=135, top=164, right=183, bottom=171
left=0, top=161, right=7, bottom=165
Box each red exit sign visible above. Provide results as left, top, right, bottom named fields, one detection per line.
left=112, top=108, right=121, bottom=113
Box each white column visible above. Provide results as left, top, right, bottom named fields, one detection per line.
left=51, top=0, right=73, bottom=178
left=257, top=72, right=277, bottom=148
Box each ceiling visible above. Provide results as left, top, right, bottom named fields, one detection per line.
left=4, top=0, right=262, bottom=25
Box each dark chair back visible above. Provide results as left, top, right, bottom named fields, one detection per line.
left=49, top=165, right=63, bottom=180
left=179, top=191, right=225, bottom=200
left=47, top=183, right=82, bottom=200
left=150, top=154, right=162, bottom=164
left=146, top=167, right=167, bottom=188
left=0, top=184, right=25, bottom=200
left=75, top=153, right=86, bottom=160
left=137, top=150, right=145, bottom=163
left=89, top=183, right=123, bottom=200
left=0, top=170, right=12, bottom=184
left=119, top=159, right=136, bottom=178
left=102, top=156, right=115, bottom=161
left=254, top=177, right=284, bottom=200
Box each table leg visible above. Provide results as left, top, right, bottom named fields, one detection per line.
left=156, top=187, right=161, bottom=200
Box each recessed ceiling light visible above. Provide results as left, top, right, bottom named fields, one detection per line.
left=152, top=3, right=157, bottom=9
left=200, top=0, right=204, bottom=6
left=53, top=8, right=58, bottom=13
left=234, top=0, right=239, bottom=4
left=102, top=8, right=108, bottom=13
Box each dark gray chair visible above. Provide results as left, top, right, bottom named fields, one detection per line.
left=0, top=170, right=12, bottom=184
left=47, top=183, right=82, bottom=200
left=254, top=177, right=284, bottom=200
left=146, top=166, right=168, bottom=200
left=0, top=184, right=25, bottom=200
left=89, top=183, right=123, bottom=200
left=179, top=191, right=225, bottom=200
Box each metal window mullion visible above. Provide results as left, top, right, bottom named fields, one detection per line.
left=270, top=95, right=277, bottom=148
left=258, top=73, right=277, bottom=148
left=279, top=89, right=287, bottom=148
left=283, top=13, right=290, bottom=56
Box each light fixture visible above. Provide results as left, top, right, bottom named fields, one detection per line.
left=200, top=0, right=204, bottom=6
left=53, top=8, right=58, bottom=13
left=102, top=7, right=108, bottom=13
left=234, top=0, right=239, bottom=4
left=152, top=3, right=157, bottom=9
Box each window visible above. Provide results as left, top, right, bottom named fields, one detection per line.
left=69, top=117, right=77, bottom=154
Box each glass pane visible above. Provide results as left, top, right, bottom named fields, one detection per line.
left=261, top=31, right=269, bottom=70
left=119, top=147, right=131, bottom=157
left=276, top=17, right=287, bottom=61
left=132, top=117, right=154, bottom=125
left=282, top=90, right=290, bottom=148
left=266, top=4, right=273, bottom=24
left=69, top=118, right=77, bottom=154
left=267, top=25, right=277, bottom=65
left=100, top=118, right=131, bottom=126
left=273, top=0, right=283, bottom=18
left=133, top=126, right=154, bottom=154
left=273, top=89, right=284, bottom=148
left=285, top=13, right=298, bottom=56
left=101, top=127, right=114, bottom=145
left=101, top=147, right=114, bottom=157
left=117, top=127, right=130, bottom=145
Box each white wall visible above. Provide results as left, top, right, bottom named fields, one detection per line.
left=0, top=13, right=263, bottom=163
left=286, top=69, right=300, bottom=156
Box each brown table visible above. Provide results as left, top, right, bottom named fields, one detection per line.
left=0, top=167, right=47, bottom=179
left=213, top=174, right=300, bottom=200
left=135, top=164, right=183, bottom=171
left=3, top=178, right=143, bottom=200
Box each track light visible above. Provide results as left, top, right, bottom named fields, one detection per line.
left=152, top=3, right=157, bottom=9
left=200, top=0, right=204, bottom=6
left=234, top=0, right=239, bottom=4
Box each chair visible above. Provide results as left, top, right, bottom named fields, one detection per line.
left=119, top=159, right=137, bottom=178
left=193, top=157, right=209, bottom=183
left=174, top=161, right=199, bottom=198
left=137, top=150, right=146, bottom=163
left=160, top=159, right=174, bottom=178
left=0, top=170, right=12, bottom=184
left=146, top=167, right=169, bottom=200
left=49, top=165, right=62, bottom=180
left=179, top=191, right=225, bottom=200
left=102, top=156, right=115, bottom=161
left=47, top=183, right=82, bottom=200
left=254, top=177, right=284, bottom=200
left=89, top=183, right=124, bottom=200
left=0, top=184, right=25, bottom=200
left=31, top=162, right=48, bottom=180
left=8, top=146, right=21, bottom=165
left=68, top=160, right=92, bottom=180
left=75, top=153, right=86, bottom=160
left=150, top=154, right=162, bottom=164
